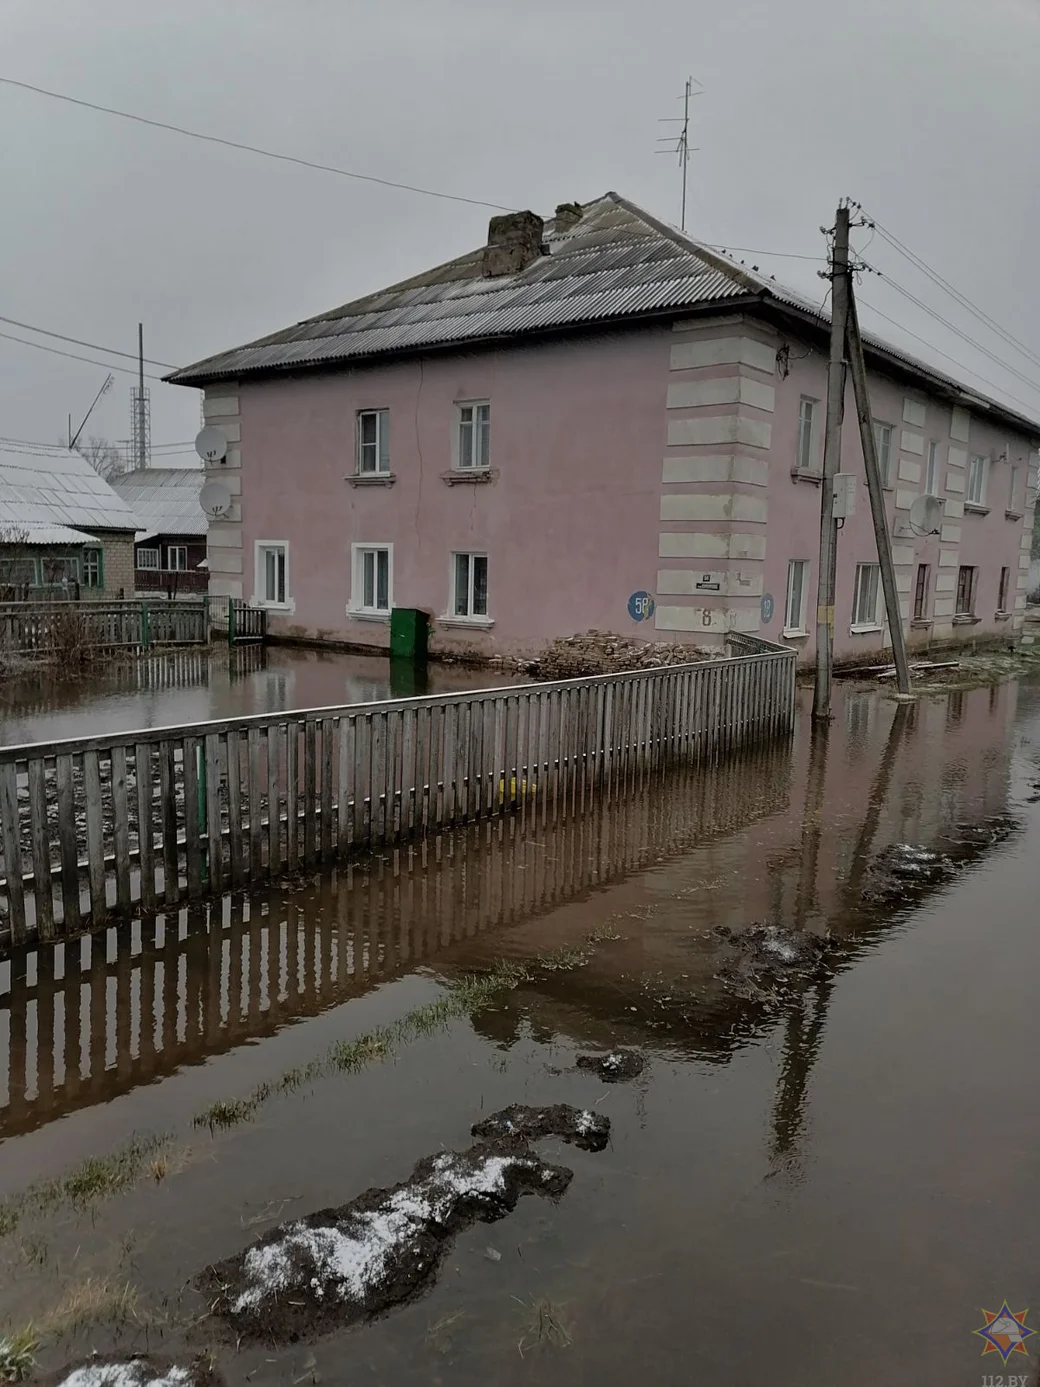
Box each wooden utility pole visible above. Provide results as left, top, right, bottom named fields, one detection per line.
left=812, top=206, right=850, bottom=719
left=845, top=285, right=913, bottom=696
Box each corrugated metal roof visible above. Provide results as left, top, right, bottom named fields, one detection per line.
left=0, top=447, right=139, bottom=537
left=109, top=468, right=207, bottom=538
left=19, top=523, right=97, bottom=546
left=167, top=191, right=1040, bottom=435
left=168, top=194, right=762, bottom=385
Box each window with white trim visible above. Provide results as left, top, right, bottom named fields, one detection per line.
left=1008, top=466, right=1020, bottom=512
left=967, top=454, right=988, bottom=505
left=352, top=545, right=391, bottom=614
left=924, top=441, right=941, bottom=495
left=257, top=542, right=288, bottom=606
left=797, top=397, right=817, bottom=471
left=913, top=563, right=930, bottom=621
left=873, top=422, right=894, bottom=487
left=852, top=563, right=881, bottom=628
left=783, top=560, right=809, bottom=634
left=357, top=409, right=390, bottom=474
left=456, top=402, right=490, bottom=470
left=451, top=552, right=488, bottom=619
left=136, top=547, right=159, bottom=570
left=955, top=564, right=977, bottom=616
left=166, top=545, right=188, bottom=571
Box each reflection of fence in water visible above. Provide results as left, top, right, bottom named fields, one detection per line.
left=0, top=742, right=793, bottom=1140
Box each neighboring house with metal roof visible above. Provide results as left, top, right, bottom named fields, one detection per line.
left=109, top=468, right=208, bottom=594
left=0, top=446, right=139, bottom=601
left=168, top=192, right=1039, bottom=661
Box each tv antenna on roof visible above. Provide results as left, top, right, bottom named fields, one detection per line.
left=656, top=76, right=703, bottom=232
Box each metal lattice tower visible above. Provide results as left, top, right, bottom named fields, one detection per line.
left=130, top=386, right=151, bottom=470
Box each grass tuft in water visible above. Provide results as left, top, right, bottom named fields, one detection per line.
left=192, top=957, right=544, bottom=1132
left=515, top=1296, right=573, bottom=1355
left=27, top=1134, right=171, bottom=1214
left=0, top=1329, right=38, bottom=1383
left=0, top=1133, right=172, bottom=1239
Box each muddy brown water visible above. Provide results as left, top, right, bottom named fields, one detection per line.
left=1, top=676, right=1039, bottom=1385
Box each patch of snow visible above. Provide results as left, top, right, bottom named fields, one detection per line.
left=603, top=1053, right=623, bottom=1070
left=575, top=1110, right=598, bottom=1134
left=232, top=1152, right=529, bottom=1315
left=59, top=1364, right=194, bottom=1387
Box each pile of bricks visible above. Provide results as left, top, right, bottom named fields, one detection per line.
left=521, top=631, right=715, bottom=680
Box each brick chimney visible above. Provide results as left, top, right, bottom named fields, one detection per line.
left=554, top=202, right=583, bottom=233
left=481, top=210, right=545, bottom=278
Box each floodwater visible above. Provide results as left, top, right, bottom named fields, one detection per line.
left=0, top=645, right=519, bottom=746
left=0, top=676, right=1038, bottom=1386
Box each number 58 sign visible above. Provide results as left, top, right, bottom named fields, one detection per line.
left=627, top=591, right=656, bottom=622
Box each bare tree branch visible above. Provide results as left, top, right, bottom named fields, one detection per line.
left=75, top=435, right=126, bottom=481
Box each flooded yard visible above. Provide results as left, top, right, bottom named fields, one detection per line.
left=0, top=646, right=515, bottom=747
left=0, top=674, right=1038, bottom=1385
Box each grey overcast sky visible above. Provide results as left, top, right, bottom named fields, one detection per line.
left=2, top=0, right=1039, bottom=462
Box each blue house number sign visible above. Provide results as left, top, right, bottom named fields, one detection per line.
left=628, top=591, right=655, bottom=622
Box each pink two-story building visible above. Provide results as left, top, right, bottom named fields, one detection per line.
left=169, top=193, right=1038, bottom=663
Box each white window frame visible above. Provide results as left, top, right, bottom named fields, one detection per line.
left=783, top=560, right=809, bottom=636
left=955, top=564, right=977, bottom=616
left=349, top=542, right=393, bottom=619
left=166, top=544, right=188, bottom=571
left=136, top=547, right=159, bottom=571
left=967, top=454, right=988, bottom=506
left=924, top=441, right=941, bottom=496
left=851, top=562, right=882, bottom=631
left=873, top=422, right=894, bottom=487
left=455, top=401, right=491, bottom=471
left=254, top=540, right=293, bottom=612
left=998, top=565, right=1011, bottom=614
left=1008, top=465, right=1020, bottom=513
left=357, top=409, right=390, bottom=475
left=797, top=397, right=818, bottom=471
left=445, top=551, right=491, bottom=625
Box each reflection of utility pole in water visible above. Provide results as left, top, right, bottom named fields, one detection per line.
left=767, top=719, right=832, bottom=1172
left=793, top=723, right=831, bottom=930
left=768, top=698, right=913, bottom=1171
left=844, top=701, right=913, bottom=904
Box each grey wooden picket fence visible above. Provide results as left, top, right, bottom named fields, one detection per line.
left=0, top=633, right=796, bottom=948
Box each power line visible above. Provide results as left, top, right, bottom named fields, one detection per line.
left=703, top=243, right=823, bottom=263
left=0, top=313, right=175, bottom=367
left=863, top=264, right=1040, bottom=396
left=857, top=295, right=1040, bottom=417
left=0, top=329, right=165, bottom=379
left=859, top=209, right=1040, bottom=371
left=0, top=75, right=513, bottom=213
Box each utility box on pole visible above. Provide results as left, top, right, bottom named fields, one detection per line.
left=832, top=473, right=858, bottom=520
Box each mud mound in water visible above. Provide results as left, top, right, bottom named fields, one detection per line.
left=199, top=1137, right=581, bottom=1345
left=863, top=819, right=1018, bottom=906
left=471, top=1102, right=611, bottom=1150
left=716, top=924, right=830, bottom=972
left=41, top=1355, right=224, bottom=1387
left=575, top=1050, right=647, bottom=1083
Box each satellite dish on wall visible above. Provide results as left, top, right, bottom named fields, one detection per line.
left=199, top=481, right=232, bottom=518
left=908, top=494, right=944, bottom=536
left=195, top=425, right=228, bottom=463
